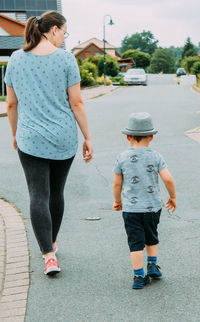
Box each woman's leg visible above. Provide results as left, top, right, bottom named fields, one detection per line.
left=18, top=149, right=53, bottom=255
left=49, top=156, right=74, bottom=243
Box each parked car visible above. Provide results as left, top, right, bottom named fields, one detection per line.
left=124, top=68, right=147, bottom=85
left=176, top=68, right=186, bottom=76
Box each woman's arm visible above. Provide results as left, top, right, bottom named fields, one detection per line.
left=6, top=86, right=18, bottom=150
left=68, top=83, right=93, bottom=163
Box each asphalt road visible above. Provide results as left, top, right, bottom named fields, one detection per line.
left=0, top=74, right=200, bottom=322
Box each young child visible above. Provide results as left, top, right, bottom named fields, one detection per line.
left=113, top=112, right=176, bottom=289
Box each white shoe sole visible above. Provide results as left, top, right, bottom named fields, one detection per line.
left=44, top=266, right=61, bottom=276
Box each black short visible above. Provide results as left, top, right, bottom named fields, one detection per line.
left=122, top=209, right=161, bottom=252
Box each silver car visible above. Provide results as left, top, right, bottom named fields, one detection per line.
left=124, top=68, right=147, bottom=85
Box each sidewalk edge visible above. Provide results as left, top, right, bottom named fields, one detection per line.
left=0, top=197, right=30, bottom=321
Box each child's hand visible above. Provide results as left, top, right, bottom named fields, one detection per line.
left=113, top=201, right=122, bottom=211
left=166, top=197, right=176, bottom=213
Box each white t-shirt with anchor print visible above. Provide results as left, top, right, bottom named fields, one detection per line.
left=113, top=147, right=167, bottom=213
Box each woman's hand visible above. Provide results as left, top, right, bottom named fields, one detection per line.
left=13, top=136, right=17, bottom=150
left=83, top=139, right=93, bottom=163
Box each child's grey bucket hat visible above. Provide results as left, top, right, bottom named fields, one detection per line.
left=122, top=112, right=158, bottom=136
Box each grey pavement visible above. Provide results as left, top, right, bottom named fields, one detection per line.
left=0, top=84, right=119, bottom=322
left=0, top=75, right=200, bottom=321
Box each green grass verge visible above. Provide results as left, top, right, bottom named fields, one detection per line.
left=0, top=96, right=6, bottom=102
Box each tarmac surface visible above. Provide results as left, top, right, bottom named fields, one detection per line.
left=0, top=77, right=200, bottom=322
left=0, top=84, right=119, bottom=322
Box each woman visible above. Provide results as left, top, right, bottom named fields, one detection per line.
left=4, top=11, right=93, bottom=275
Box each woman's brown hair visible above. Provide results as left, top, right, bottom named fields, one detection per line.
left=23, top=11, right=66, bottom=52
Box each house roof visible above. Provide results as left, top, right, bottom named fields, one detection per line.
left=0, top=36, right=24, bottom=49
left=118, top=58, right=135, bottom=64
left=73, top=37, right=116, bottom=51
left=0, top=14, right=25, bottom=36
left=74, top=43, right=104, bottom=57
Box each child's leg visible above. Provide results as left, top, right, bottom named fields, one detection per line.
left=146, top=244, right=158, bottom=257
left=130, top=251, right=143, bottom=270
left=122, top=212, right=150, bottom=288
left=144, top=209, right=161, bottom=261
left=122, top=212, right=145, bottom=276
left=130, top=251, right=144, bottom=277
left=144, top=210, right=162, bottom=277
left=145, top=244, right=158, bottom=264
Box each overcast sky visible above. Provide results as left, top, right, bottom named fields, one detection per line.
left=61, top=0, right=200, bottom=51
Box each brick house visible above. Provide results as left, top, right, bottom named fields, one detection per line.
left=0, top=14, right=25, bottom=62
left=73, top=37, right=121, bottom=60
left=0, top=0, right=62, bottom=62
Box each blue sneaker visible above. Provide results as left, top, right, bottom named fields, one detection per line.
left=147, top=263, right=162, bottom=278
left=132, top=275, right=150, bottom=289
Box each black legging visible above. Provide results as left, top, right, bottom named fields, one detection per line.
left=18, top=149, right=74, bottom=254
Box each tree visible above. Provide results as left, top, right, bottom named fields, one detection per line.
left=182, top=37, right=197, bottom=59
left=191, top=61, right=200, bottom=75
left=149, top=48, right=175, bottom=73
left=121, top=30, right=158, bottom=55
left=169, top=46, right=183, bottom=60
left=181, top=56, right=200, bottom=73
left=121, top=50, right=151, bottom=68
left=97, top=55, right=119, bottom=77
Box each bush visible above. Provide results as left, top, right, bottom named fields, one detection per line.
left=0, top=96, right=6, bottom=101
left=181, top=56, right=200, bottom=73
left=81, top=61, right=98, bottom=79
left=80, top=68, right=95, bottom=87
left=86, top=56, right=101, bottom=65
left=110, top=76, right=122, bottom=82
left=121, top=49, right=151, bottom=68
left=119, top=78, right=124, bottom=85
left=76, top=57, right=83, bottom=67
left=0, top=63, right=7, bottom=96
left=97, top=75, right=112, bottom=85
left=110, top=76, right=124, bottom=85
left=97, top=55, right=119, bottom=77
left=191, top=61, right=200, bottom=75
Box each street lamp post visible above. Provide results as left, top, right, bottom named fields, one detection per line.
left=103, top=14, right=114, bottom=86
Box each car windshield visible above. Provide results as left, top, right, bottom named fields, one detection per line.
left=126, top=69, right=145, bottom=75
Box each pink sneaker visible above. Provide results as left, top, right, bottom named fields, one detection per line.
left=44, top=258, right=61, bottom=275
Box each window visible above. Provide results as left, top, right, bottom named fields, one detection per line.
left=37, top=0, right=46, bottom=10
left=0, top=0, right=4, bottom=9
left=16, top=0, right=25, bottom=9
left=26, top=0, right=36, bottom=10
left=4, top=0, right=15, bottom=9
left=47, top=0, right=57, bottom=10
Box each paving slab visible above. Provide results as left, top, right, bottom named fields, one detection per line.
left=0, top=199, right=29, bottom=322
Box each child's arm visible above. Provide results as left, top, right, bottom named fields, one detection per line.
left=159, top=168, right=176, bottom=213
left=113, top=173, right=123, bottom=211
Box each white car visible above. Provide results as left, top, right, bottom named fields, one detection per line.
left=124, top=68, right=147, bottom=86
